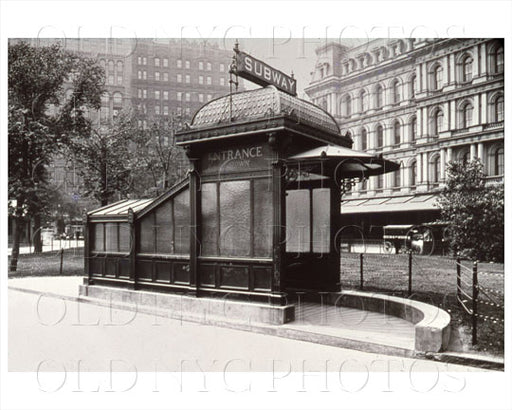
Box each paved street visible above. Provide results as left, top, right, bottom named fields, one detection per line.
left=9, top=287, right=485, bottom=373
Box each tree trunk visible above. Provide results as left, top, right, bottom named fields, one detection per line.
left=9, top=216, right=23, bottom=272
left=33, top=213, right=42, bottom=253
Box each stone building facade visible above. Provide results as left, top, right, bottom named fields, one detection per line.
left=305, top=38, right=504, bottom=237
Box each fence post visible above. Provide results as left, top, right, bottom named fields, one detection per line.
left=456, top=255, right=461, bottom=303
left=408, top=250, right=413, bottom=296
left=472, top=261, right=478, bottom=345
left=59, top=248, right=64, bottom=275
left=359, top=253, right=364, bottom=290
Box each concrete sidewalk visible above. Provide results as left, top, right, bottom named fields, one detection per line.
left=7, top=276, right=504, bottom=369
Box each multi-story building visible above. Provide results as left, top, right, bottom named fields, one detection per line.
left=9, top=38, right=239, bottom=241
left=305, top=38, right=504, bottom=239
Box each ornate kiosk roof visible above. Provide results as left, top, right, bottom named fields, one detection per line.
left=176, top=86, right=347, bottom=146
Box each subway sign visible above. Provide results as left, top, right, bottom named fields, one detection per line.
left=235, top=51, right=297, bottom=96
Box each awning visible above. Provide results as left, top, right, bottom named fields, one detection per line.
left=88, top=198, right=155, bottom=217
left=341, top=194, right=439, bottom=214
left=287, top=144, right=400, bottom=178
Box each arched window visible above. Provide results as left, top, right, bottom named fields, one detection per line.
left=376, top=125, right=384, bottom=148
left=393, top=120, right=401, bottom=145
left=117, top=61, right=124, bottom=71
left=433, top=109, right=444, bottom=134
left=392, top=79, right=401, bottom=103
left=108, top=60, right=114, bottom=72
left=101, top=92, right=110, bottom=105
left=360, top=90, right=368, bottom=112
left=410, top=75, right=416, bottom=98
left=432, top=156, right=441, bottom=183
left=462, top=103, right=473, bottom=128
left=361, top=128, right=368, bottom=150
left=495, top=46, right=504, bottom=73
left=494, top=147, right=504, bottom=175
left=410, top=161, right=417, bottom=186
left=375, top=84, right=384, bottom=108
left=113, top=92, right=123, bottom=105
left=495, top=96, right=504, bottom=122
left=393, top=168, right=401, bottom=188
left=433, top=65, right=443, bottom=90
left=462, top=56, right=473, bottom=82
left=410, top=116, right=417, bottom=140
left=342, top=94, right=352, bottom=117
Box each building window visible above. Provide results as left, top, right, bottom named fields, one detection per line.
left=392, top=79, right=400, bottom=103
left=185, top=93, right=190, bottom=102
left=342, top=94, right=351, bottom=117
left=461, top=103, right=473, bottom=128
left=155, top=57, right=160, bottom=67
left=207, top=62, right=212, bottom=71
left=142, top=57, right=147, bottom=65
left=207, top=94, right=212, bottom=101
left=220, top=63, right=225, bottom=72
left=199, top=61, right=204, bottom=70
left=432, top=156, right=441, bottom=183
left=177, top=74, right=182, bottom=83
left=185, top=60, right=190, bottom=69
left=117, top=75, right=123, bottom=85
left=434, top=109, right=444, bottom=134
left=393, top=120, right=401, bottom=145
left=138, top=70, right=142, bottom=79
left=490, top=146, right=504, bottom=175
left=163, top=105, right=168, bottom=116
left=137, top=56, right=142, bottom=65
left=177, top=92, right=182, bottom=101
left=108, top=75, right=114, bottom=85
left=155, top=72, right=160, bottom=81
left=495, top=95, right=504, bottom=122
left=490, top=45, right=504, bottom=73
left=376, top=124, right=384, bottom=148
left=360, top=89, right=368, bottom=112
left=199, top=94, right=204, bottom=103
left=410, top=74, right=416, bottom=98
left=433, top=65, right=443, bottom=90
left=185, top=74, right=190, bottom=84
left=376, top=174, right=384, bottom=190
left=163, top=91, right=169, bottom=101
left=375, top=84, right=384, bottom=108
left=143, top=89, right=147, bottom=99
left=113, top=92, right=122, bottom=105
left=361, top=128, right=368, bottom=150
left=155, top=105, right=160, bottom=115
left=393, top=168, right=401, bottom=188
left=163, top=72, right=168, bottom=81
left=462, top=56, right=473, bottom=82
left=155, top=90, right=160, bottom=100
left=177, top=59, right=182, bottom=68
left=108, top=60, right=114, bottom=72
left=185, top=107, right=190, bottom=116
left=199, top=75, right=204, bottom=85
left=410, top=116, right=417, bottom=140
left=117, top=61, right=123, bottom=72
left=207, top=76, right=212, bottom=85
left=163, top=58, right=168, bottom=67
left=410, top=161, right=417, bottom=186
left=137, top=89, right=142, bottom=98
left=220, top=78, right=225, bottom=86
left=143, top=71, right=147, bottom=80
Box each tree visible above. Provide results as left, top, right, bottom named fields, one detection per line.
left=8, top=41, right=104, bottom=270
left=70, top=111, right=136, bottom=206
left=437, top=159, right=504, bottom=262
left=130, top=117, right=189, bottom=197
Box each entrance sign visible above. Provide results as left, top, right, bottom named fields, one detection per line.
left=202, top=143, right=271, bottom=174
left=235, top=51, right=297, bottom=96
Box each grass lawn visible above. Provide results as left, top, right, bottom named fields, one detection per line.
left=340, top=253, right=504, bottom=356
left=8, top=248, right=85, bottom=278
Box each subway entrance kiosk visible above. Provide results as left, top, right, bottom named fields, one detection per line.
left=82, top=51, right=398, bottom=323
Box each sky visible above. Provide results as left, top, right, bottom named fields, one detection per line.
left=211, top=38, right=364, bottom=99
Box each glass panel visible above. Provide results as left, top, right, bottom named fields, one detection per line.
left=105, top=223, right=118, bottom=252
left=139, top=214, right=155, bottom=253
left=219, top=181, right=251, bottom=256
left=253, top=178, right=272, bottom=257
left=118, top=223, right=131, bottom=252
left=174, top=189, right=190, bottom=254
left=286, top=190, right=310, bottom=253
left=93, top=223, right=104, bottom=252
left=156, top=201, right=173, bottom=254
left=313, top=188, right=330, bottom=253
left=201, top=183, right=218, bottom=256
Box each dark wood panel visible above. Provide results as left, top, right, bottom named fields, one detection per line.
left=136, top=260, right=153, bottom=281
left=198, top=264, right=216, bottom=287
left=173, top=262, right=191, bottom=284
left=219, top=265, right=249, bottom=289
left=155, top=261, right=172, bottom=283
left=90, top=258, right=104, bottom=277
left=118, top=258, right=131, bottom=279
left=252, top=266, right=272, bottom=291
left=105, top=258, right=118, bottom=278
